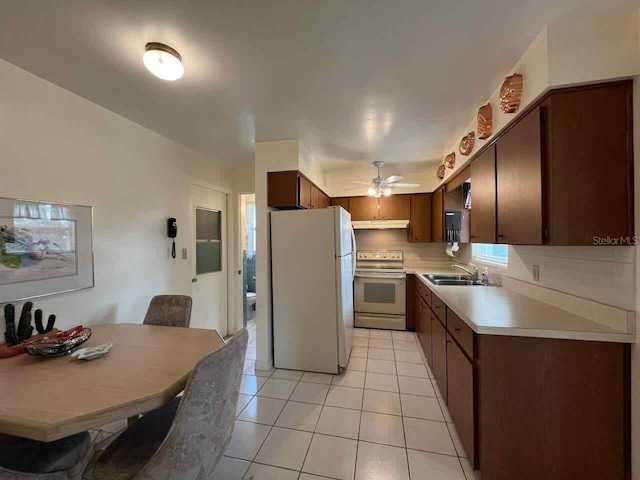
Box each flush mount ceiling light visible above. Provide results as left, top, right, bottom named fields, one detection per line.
left=143, top=42, right=184, bottom=81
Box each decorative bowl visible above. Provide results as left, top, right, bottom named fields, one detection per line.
left=25, top=328, right=92, bottom=357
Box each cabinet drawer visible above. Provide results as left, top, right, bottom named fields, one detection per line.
left=416, top=280, right=431, bottom=306
left=432, top=294, right=446, bottom=324
left=448, top=309, right=475, bottom=358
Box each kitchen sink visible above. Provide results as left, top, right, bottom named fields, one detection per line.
left=431, top=279, right=479, bottom=286
left=423, top=273, right=481, bottom=286
left=424, top=274, right=471, bottom=281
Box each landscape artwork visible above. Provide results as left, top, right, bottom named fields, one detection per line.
left=0, top=217, right=78, bottom=286
left=0, top=198, right=93, bottom=303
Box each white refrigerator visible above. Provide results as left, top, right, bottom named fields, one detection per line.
left=271, top=207, right=355, bottom=374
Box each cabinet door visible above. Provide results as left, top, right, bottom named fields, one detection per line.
left=310, top=185, right=320, bottom=209
left=268, top=172, right=299, bottom=208
left=409, top=194, right=432, bottom=242
left=299, top=176, right=312, bottom=209
left=431, top=188, right=444, bottom=242
left=380, top=195, right=410, bottom=219
left=431, top=315, right=447, bottom=402
left=319, top=192, right=331, bottom=209
left=417, top=296, right=432, bottom=366
left=406, top=275, right=417, bottom=331
left=331, top=197, right=351, bottom=212
left=496, top=107, right=543, bottom=244
left=350, top=196, right=379, bottom=220
left=447, top=335, right=475, bottom=467
left=470, top=145, right=496, bottom=244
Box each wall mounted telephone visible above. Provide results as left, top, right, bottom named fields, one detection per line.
left=167, top=217, right=177, bottom=258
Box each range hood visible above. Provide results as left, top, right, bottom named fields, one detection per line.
left=352, top=219, right=410, bottom=230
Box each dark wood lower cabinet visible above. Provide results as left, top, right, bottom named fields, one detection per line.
left=414, top=278, right=630, bottom=480
left=406, top=274, right=416, bottom=331
left=430, top=315, right=447, bottom=402
left=446, top=334, right=475, bottom=468
left=417, top=295, right=431, bottom=364
left=477, top=335, right=629, bottom=480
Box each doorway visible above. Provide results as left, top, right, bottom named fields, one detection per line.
left=191, top=184, right=228, bottom=336
left=240, top=194, right=256, bottom=327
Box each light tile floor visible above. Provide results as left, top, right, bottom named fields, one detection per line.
left=89, top=324, right=476, bottom=480
left=215, top=327, right=474, bottom=480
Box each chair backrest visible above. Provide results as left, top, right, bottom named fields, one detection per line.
left=134, top=329, right=248, bottom=480
left=143, top=295, right=192, bottom=328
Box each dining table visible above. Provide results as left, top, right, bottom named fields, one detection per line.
left=0, top=323, right=225, bottom=442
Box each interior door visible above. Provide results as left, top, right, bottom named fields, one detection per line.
left=191, top=184, right=228, bottom=336
left=496, top=107, right=543, bottom=245
left=470, top=144, right=497, bottom=243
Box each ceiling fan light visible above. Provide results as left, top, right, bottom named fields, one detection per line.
left=143, top=42, right=184, bottom=81
left=384, top=188, right=392, bottom=196
left=367, top=187, right=376, bottom=197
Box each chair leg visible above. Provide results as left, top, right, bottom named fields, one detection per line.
left=127, top=415, right=138, bottom=426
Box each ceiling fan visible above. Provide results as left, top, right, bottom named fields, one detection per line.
left=348, top=161, right=420, bottom=198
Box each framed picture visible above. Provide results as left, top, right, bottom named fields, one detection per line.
left=0, top=197, right=94, bottom=303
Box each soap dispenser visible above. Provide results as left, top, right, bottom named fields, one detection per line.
left=481, top=267, right=490, bottom=286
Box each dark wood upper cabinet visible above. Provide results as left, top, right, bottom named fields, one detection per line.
left=299, top=176, right=312, bottom=209
left=495, top=106, right=544, bottom=245
left=319, top=191, right=331, bottom=209
left=431, top=187, right=444, bottom=242
left=544, top=81, right=633, bottom=245
left=268, top=171, right=300, bottom=208
left=331, top=197, right=351, bottom=212
left=447, top=335, right=475, bottom=467
left=349, top=196, right=380, bottom=221
left=267, top=171, right=330, bottom=210
left=470, top=144, right=497, bottom=244
left=379, top=195, right=410, bottom=219
left=409, top=193, right=432, bottom=242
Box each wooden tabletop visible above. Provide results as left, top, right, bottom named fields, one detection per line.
left=0, top=323, right=225, bottom=441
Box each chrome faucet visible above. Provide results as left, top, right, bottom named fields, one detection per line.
left=452, top=262, right=478, bottom=282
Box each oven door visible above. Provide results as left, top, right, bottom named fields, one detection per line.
left=354, top=272, right=406, bottom=315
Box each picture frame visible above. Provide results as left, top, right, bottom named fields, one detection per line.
left=0, top=197, right=94, bottom=303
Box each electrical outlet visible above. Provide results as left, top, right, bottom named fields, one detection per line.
left=533, top=264, right=540, bottom=282
left=182, top=248, right=188, bottom=260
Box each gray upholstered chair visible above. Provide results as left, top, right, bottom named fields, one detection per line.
left=0, top=431, right=92, bottom=480
left=143, top=295, right=192, bottom=328
left=91, top=329, right=248, bottom=480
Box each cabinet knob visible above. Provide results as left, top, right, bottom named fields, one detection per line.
left=497, top=234, right=505, bottom=238
left=454, top=327, right=461, bottom=332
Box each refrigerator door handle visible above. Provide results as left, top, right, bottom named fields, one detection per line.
left=350, top=226, right=357, bottom=281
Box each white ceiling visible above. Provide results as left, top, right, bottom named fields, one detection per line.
left=0, top=0, right=593, bottom=169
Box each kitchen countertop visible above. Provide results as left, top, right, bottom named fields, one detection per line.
left=408, top=268, right=635, bottom=343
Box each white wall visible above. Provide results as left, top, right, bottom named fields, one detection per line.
left=0, top=58, right=231, bottom=331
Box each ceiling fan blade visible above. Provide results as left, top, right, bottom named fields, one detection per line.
left=349, top=181, right=373, bottom=185
left=383, top=175, right=403, bottom=184
left=388, top=183, right=420, bottom=188
left=345, top=186, right=368, bottom=191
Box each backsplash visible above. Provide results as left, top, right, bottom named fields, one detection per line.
left=354, top=230, right=449, bottom=261
left=457, top=243, right=636, bottom=311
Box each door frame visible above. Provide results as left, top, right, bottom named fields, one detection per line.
left=191, top=181, right=233, bottom=336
